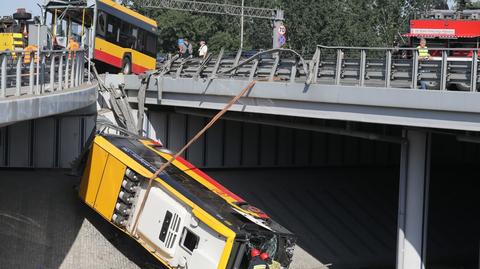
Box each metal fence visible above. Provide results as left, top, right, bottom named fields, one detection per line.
left=313, top=45, right=479, bottom=91
left=0, top=49, right=87, bottom=99
left=162, top=45, right=480, bottom=91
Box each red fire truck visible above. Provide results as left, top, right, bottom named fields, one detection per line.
left=403, top=10, right=480, bottom=57
left=402, top=10, right=480, bottom=90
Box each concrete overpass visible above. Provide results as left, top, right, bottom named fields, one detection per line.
left=104, top=46, right=480, bottom=269
left=1, top=45, right=479, bottom=269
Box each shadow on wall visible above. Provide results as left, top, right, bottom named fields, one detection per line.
left=207, top=166, right=400, bottom=269
left=0, top=169, right=165, bottom=269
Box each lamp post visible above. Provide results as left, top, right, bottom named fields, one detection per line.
left=240, top=0, right=244, bottom=49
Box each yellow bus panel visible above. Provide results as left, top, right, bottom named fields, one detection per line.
left=93, top=155, right=126, bottom=220
left=79, top=144, right=109, bottom=207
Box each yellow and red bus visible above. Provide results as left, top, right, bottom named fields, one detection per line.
left=94, top=0, right=157, bottom=74
left=79, top=133, right=296, bottom=269
left=45, top=0, right=158, bottom=74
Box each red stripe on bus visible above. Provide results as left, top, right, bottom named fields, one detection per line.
left=95, top=49, right=150, bottom=74
left=132, top=63, right=149, bottom=74
left=175, top=156, right=246, bottom=202
left=94, top=49, right=122, bottom=68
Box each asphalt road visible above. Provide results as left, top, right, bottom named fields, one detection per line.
left=0, top=166, right=477, bottom=269
left=0, top=169, right=325, bottom=269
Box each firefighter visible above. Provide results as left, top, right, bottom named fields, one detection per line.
left=247, top=248, right=270, bottom=269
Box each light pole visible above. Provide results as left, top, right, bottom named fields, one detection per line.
left=240, top=0, right=244, bottom=49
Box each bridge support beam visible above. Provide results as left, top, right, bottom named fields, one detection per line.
left=396, top=129, right=431, bottom=269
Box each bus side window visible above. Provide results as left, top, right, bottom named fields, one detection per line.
left=145, top=33, right=157, bottom=57
left=137, top=29, right=146, bottom=53
left=106, top=15, right=120, bottom=45
left=97, top=11, right=106, bottom=38
left=132, top=28, right=138, bottom=49
left=119, top=21, right=132, bottom=48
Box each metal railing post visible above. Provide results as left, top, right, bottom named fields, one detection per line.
left=15, top=54, right=22, bottom=96
left=75, top=53, right=80, bottom=87
left=440, top=50, right=448, bottom=91
left=39, top=53, right=46, bottom=94
left=470, top=50, right=478, bottom=92
left=313, top=47, right=321, bottom=84
left=385, top=50, right=392, bottom=88
left=35, top=52, right=41, bottom=94
left=80, top=51, right=85, bottom=84
left=335, top=49, right=343, bottom=85
left=412, top=50, right=419, bottom=89
left=58, top=52, right=64, bottom=91
left=269, top=53, right=280, bottom=81
left=50, top=54, right=56, bottom=91
left=359, top=49, right=366, bottom=87
left=65, top=54, right=70, bottom=88
left=0, top=54, right=6, bottom=98
left=29, top=52, right=35, bottom=94
left=290, top=57, right=298, bottom=83
left=70, top=53, right=75, bottom=88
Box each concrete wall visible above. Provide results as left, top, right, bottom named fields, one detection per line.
left=0, top=107, right=96, bottom=168
left=143, top=110, right=401, bottom=169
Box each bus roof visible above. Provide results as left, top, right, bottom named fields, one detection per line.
left=98, top=0, right=157, bottom=29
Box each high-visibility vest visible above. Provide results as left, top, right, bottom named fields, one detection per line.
left=417, top=46, right=429, bottom=58
left=24, top=45, right=38, bottom=64
left=68, top=41, right=79, bottom=51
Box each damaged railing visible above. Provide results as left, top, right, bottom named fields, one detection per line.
left=0, top=49, right=88, bottom=99
left=161, top=45, right=480, bottom=91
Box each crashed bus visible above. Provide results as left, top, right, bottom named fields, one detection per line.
left=79, top=134, right=296, bottom=269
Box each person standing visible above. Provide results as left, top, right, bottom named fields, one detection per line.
left=417, top=38, right=431, bottom=90
left=178, top=38, right=186, bottom=57
left=184, top=38, right=193, bottom=58
left=198, top=40, right=208, bottom=59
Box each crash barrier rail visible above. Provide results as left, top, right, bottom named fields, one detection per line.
left=161, top=45, right=480, bottom=91
left=0, top=49, right=87, bottom=99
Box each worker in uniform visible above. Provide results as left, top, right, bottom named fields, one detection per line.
left=417, top=38, right=431, bottom=90
left=23, top=44, right=38, bottom=64
left=247, top=248, right=270, bottom=269
left=67, top=36, right=79, bottom=59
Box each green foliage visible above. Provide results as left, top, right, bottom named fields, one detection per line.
left=130, top=0, right=453, bottom=55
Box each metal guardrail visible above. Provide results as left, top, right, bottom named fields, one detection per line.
left=161, top=45, right=480, bottom=91
left=0, top=49, right=87, bottom=99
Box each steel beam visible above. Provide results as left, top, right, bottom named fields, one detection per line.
left=396, top=129, right=431, bottom=269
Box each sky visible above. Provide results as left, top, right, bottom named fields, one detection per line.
left=5, top=0, right=42, bottom=16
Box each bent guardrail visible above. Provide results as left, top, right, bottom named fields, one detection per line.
left=0, top=49, right=88, bottom=99
left=160, top=45, right=480, bottom=91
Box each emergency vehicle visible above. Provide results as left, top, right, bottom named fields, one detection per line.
left=79, top=133, right=296, bottom=269
left=403, top=9, right=480, bottom=90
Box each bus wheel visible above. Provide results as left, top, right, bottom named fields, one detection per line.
left=122, top=57, right=132, bottom=74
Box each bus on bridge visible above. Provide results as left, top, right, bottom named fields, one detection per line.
left=45, top=0, right=158, bottom=74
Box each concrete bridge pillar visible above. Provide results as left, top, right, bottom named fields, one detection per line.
left=396, top=130, right=431, bottom=269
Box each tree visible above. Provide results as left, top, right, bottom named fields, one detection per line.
left=129, top=0, right=449, bottom=55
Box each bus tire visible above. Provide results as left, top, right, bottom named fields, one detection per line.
left=122, top=56, right=132, bottom=74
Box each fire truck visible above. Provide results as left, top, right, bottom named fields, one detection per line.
left=402, top=9, right=480, bottom=90
left=404, top=9, right=480, bottom=57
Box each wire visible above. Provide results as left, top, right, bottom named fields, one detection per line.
left=131, top=80, right=257, bottom=235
